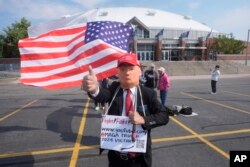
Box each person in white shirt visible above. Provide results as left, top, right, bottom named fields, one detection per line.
left=210, top=65, right=220, bottom=94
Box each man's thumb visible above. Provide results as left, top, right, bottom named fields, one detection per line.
left=88, top=65, right=95, bottom=76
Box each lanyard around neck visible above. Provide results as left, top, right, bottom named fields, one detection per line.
left=104, top=86, right=146, bottom=116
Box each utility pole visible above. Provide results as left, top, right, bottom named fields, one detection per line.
left=245, top=29, right=250, bottom=66
left=0, top=30, right=4, bottom=58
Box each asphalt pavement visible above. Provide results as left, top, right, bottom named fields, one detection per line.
left=0, top=74, right=250, bottom=167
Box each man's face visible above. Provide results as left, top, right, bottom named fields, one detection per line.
left=118, top=63, right=141, bottom=89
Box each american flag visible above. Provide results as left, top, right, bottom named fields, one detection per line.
left=180, top=31, right=190, bottom=38
left=206, top=30, right=212, bottom=40
left=155, top=28, right=164, bottom=38
left=18, top=21, right=134, bottom=89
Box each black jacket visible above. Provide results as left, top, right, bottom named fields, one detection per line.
left=89, top=81, right=169, bottom=167
left=144, top=70, right=159, bottom=88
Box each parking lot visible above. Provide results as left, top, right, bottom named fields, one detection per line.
left=0, top=74, right=250, bottom=167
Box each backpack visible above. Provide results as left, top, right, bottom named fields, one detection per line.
left=179, top=106, right=193, bottom=115
left=170, top=105, right=193, bottom=116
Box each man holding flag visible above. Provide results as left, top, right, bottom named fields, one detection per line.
left=82, top=53, right=169, bottom=167
left=19, top=17, right=170, bottom=166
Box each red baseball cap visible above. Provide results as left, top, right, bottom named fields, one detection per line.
left=117, top=53, right=140, bottom=67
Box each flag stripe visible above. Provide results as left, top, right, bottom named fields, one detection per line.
left=22, top=26, right=86, bottom=41
left=21, top=60, right=118, bottom=88
left=20, top=52, right=121, bottom=83
left=18, top=32, right=85, bottom=48
left=20, top=41, right=84, bottom=61
left=20, top=40, right=116, bottom=68
left=19, top=34, right=84, bottom=56
left=21, top=42, right=124, bottom=75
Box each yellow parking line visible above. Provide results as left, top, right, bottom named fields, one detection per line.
left=170, top=117, right=229, bottom=159
left=201, top=129, right=250, bottom=137
left=69, top=98, right=90, bottom=167
left=221, top=90, right=250, bottom=97
left=153, top=134, right=195, bottom=142
left=0, top=146, right=73, bottom=159
left=1, top=128, right=249, bottom=159
left=0, top=99, right=38, bottom=122
left=0, top=145, right=99, bottom=159
left=152, top=128, right=250, bottom=143
left=181, top=92, right=250, bottom=115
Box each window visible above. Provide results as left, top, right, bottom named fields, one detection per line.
left=135, top=27, right=149, bottom=38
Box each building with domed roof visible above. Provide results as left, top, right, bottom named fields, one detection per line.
left=29, top=7, right=226, bottom=61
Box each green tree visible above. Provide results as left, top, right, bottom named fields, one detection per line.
left=0, top=33, right=5, bottom=58
left=213, top=35, right=245, bottom=54
left=2, top=17, right=31, bottom=58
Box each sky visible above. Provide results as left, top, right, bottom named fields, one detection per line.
left=0, top=0, right=250, bottom=40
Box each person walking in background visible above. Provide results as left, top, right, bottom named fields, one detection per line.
left=144, top=63, right=159, bottom=89
left=157, top=67, right=170, bottom=106
left=139, top=64, right=147, bottom=86
left=210, top=65, right=220, bottom=94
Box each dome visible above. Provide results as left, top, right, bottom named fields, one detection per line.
left=88, top=7, right=213, bottom=32
left=28, top=7, right=216, bottom=37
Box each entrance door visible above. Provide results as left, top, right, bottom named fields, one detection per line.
left=138, top=51, right=154, bottom=61
left=161, top=50, right=170, bottom=61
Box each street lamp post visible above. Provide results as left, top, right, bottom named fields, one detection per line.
left=246, top=29, right=250, bottom=66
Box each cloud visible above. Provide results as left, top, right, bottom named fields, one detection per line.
left=213, top=6, right=250, bottom=40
